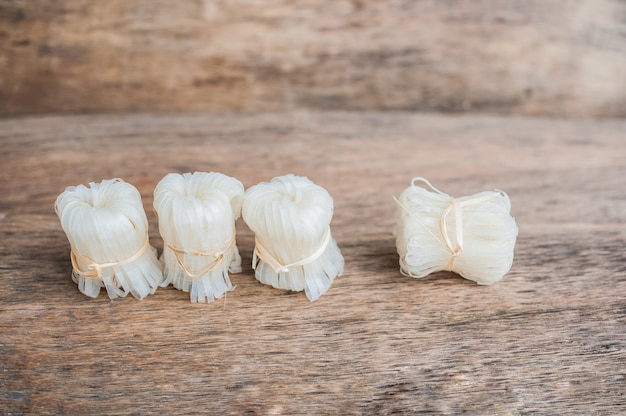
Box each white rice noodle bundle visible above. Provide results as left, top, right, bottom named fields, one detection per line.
left=55, top=178, right=164, bottom=299
left=395, top=177, right=518, bottom=285
left=154, top=172, right=244, bottom=303
left=242, top=174, right=344, bottom=301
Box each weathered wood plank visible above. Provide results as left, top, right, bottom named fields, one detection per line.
left=1, top=1, right=626, bottom=117
left=0, top=112, right=625, bottom=413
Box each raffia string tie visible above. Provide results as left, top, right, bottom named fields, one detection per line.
left=441, top=197, right=463, bottom=272
left=70, top=236, right=151, bottom=279
left=252, top=227, right=331, bottom=273
left=167, top=230, right=237, bottom=278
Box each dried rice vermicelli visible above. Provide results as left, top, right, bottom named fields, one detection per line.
left=154, top=172, right=244, bottom=303
left=395, top=177, right=518, bottom=285
left=55, top=178, right=164, bottom=299
left=243, top=174, right=344, bottom=301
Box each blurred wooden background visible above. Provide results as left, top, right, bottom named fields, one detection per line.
left=1, top=0, right=625, bottom=117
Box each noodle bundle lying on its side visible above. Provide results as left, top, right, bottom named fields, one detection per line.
left=395, top=177, right=518, bottom=285
left=55, top=178, right=164, bottom=299
left=243, top=174, right=344, bottom=301
left=154, top=172, right=244, bottom=303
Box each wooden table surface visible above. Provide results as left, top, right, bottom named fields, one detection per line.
left=1, top=112, right=625, bottom=414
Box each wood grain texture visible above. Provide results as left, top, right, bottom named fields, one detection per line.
left=1, top=112, right=625, bottom=414
left=1, top=0, right=626, bottom=117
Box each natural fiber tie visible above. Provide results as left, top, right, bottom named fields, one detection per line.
left=252, top=227, right=331, bottom=273
left=70, top=236, right=151, bottom=279
left=167, top=231, right=237, bottom=278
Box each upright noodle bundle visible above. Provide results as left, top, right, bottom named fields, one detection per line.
left=243, top=174, right=344, bottom=301
left=55, top=179, right=164, bottom=299
left=154, top=172, right=244, bottom=303
left=395, top=177, right=518, bottom=285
